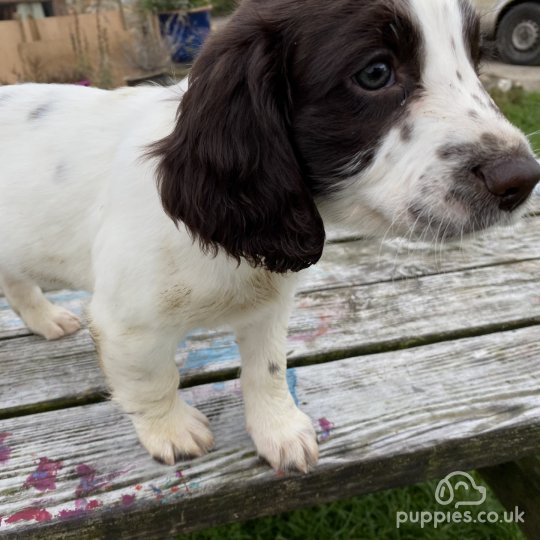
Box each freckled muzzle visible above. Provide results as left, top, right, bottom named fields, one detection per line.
left=434, top=133, right=540, bottom=222
left=407, top=135, right=540, bottom=241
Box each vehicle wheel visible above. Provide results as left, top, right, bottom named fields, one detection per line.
left=496, top=2, right=540, bottom=65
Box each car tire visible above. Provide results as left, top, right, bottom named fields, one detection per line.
left=496, top=2, right=540, bottom=65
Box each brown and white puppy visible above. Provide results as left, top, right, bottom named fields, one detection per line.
left=0, top=0, right=538, bottom=472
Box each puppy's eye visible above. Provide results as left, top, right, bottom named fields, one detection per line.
left=353, top=62, right=395, bottom=90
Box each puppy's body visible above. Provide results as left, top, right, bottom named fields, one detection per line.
left=0, top=81, right=252, bottom=309
left=1, top=0, right=539, bottom=471
left=0, top=84, right=174, bottom=293
left=0, top=81, right=305, bottom=468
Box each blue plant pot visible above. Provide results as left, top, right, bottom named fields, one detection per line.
left=158, top=8, right=212, bottom=63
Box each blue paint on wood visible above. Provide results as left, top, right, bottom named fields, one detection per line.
left=287, top=368, right=299, bottom=405
left=46, top=291, right=90, bottom=303
left=183, top=335, right=239, bottom=371
left=0, top=290, right=89, bottom=312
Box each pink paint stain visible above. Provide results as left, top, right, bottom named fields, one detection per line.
left=24, top=457, right=63, bottom=492
left=5, top=507, right=52, bottom=524
left=175, top=469, right=191, bottom=494
left=0, top=432, right=12, bottom=465
left=318, top=417, right=335, bottom=441
left=121, top=494, right=136, bottom=507
left=75, top=464, right=125, bottom=497
left=57, top=498, right=102, bottom=520
left=291, top=315, right=331, bottom=343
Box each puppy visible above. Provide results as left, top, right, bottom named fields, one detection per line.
left=0, top=0, right=539, bottom=472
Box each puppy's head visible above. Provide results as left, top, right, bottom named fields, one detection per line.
left=152, top=0, right=540, bottom=273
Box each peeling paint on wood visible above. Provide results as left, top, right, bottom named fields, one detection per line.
left=1, top=259, right=540, bottom=415
left=1, top=327, right=540, bottom=537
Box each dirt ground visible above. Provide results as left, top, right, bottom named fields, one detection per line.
left=482, top=62, right=540, bottom=92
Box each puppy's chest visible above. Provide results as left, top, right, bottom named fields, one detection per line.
left=159, top=270, right=284, bottom=326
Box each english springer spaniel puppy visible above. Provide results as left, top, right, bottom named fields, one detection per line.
left=0, top=0, right=539, bottom=472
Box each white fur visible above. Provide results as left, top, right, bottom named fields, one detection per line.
left=0, top=82, right=316, bottom=469
left=0, top=0, right=535, bottom=472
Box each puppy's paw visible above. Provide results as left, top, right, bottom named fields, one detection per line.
left=135, top=400, right=214, bottom=465
left=25, top=304, right=81, bottom=340
left=248, top=406, right=319, bottom=473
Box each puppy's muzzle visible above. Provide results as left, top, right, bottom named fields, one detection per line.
left=472, top=157, right=540, bottom=212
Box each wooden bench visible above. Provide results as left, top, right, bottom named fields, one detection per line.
left=1, top=200, right=540, bottom=539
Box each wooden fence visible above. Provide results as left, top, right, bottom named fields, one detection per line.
left=0, top=10, right=143, bottom=87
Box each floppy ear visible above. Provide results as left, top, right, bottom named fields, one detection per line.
left=149, top=11, right=325, bottom=273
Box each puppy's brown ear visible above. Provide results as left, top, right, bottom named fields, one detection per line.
left=149, top=10, right=325, bottom=273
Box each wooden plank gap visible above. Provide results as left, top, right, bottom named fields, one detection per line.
left=297, top=255, right=540, bottom=298
left=2, top=321, right=538, bottom=422
left=0, top=392, right=107, bottom=422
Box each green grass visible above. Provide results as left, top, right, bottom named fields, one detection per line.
left=491, top=87, right=540, bottom=154
left=181, top=474, right=524, bottom=540
left=177, top=90, right=536, bottom=540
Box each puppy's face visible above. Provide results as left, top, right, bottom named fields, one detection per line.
left=153, top=0, right=540, bottom=272
left=291, top=0, right=539, bottom=240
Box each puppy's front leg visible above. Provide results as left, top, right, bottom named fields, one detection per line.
left=89, top=301, right=214, bottom=465
left=235, top=307, right=318, bottom=473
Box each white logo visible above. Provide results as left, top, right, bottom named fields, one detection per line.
left=435, top=472, right=487, bottom=508
left=396, top=470, right=524, bottom=529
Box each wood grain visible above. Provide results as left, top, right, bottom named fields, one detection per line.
left=1, top=214, right=540, bottom=417
left=1, top=200, right=539, bottom=536
left=2, top=214, right=540, bottom=339
left=1, top=326, right=539, bottom=538
left=1, top=258, right=540, bottom=416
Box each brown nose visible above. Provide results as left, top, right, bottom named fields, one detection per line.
left=474, top=157, right=540, bottom=212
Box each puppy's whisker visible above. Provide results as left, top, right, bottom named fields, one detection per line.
left=396, top=207, right=425, bottom=278
left=377, top=206, right=409, bottom=270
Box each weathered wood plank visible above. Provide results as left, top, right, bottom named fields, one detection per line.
left=480, top=457, right=540, bottom=540
left=529, top=190, right=540, bottom=214
left=304, top=214, right=540, bottom=292
left=1, top=326, right=539, bottom=538
left=2, top=215, right=540, bottom=339
left=0, top=291, right=88, bottom=340
left=2, top=258, right=540, bottom=416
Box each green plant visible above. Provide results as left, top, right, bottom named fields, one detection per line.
left=139, top=0, right=210, bottom=13
left=210, top=0, right=235, bottom=16
left=490, top=87, right=540, bottom=154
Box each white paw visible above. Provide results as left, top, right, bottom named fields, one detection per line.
left=134, top=399, right=214, bottom=465
left=25, top=304, right=81, bottom=340
left=247, top=405, right=319, bottom=473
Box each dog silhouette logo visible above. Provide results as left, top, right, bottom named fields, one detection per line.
left=435, top=472, right=487, bottom=508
